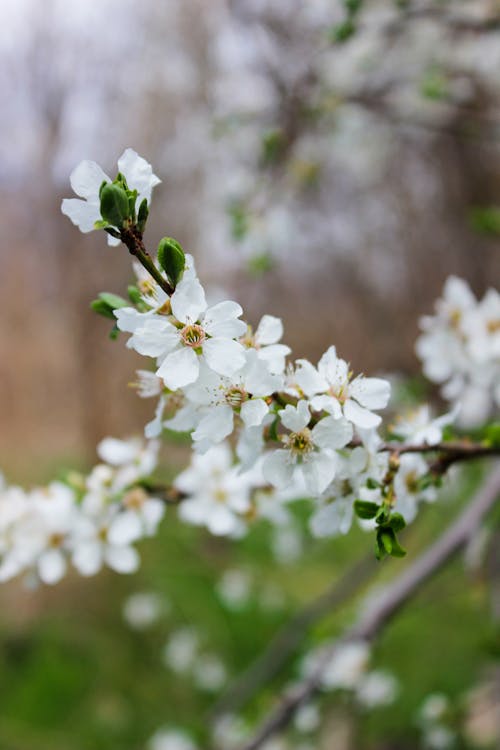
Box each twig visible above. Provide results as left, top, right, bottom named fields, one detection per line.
left=236, top=465, right=500, bottom=750
left=211, top=552, right=375, bottom=718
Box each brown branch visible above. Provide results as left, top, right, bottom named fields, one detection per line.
left=236, top=465, right=500, bottom=750
left=120, top=225, right=174, bottom=297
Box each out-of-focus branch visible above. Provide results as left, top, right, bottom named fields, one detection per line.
left=236, top=464, right=500, bottom=750
left=211, top=552, right=375, bottom=718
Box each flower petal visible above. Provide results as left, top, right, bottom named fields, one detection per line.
left=262, top=449, right=293, bottom=488
left=312, top=416, right=353, bottom=450
left=192, top=405, right=234, bottom=446
left=203, top=338, right=246, bottom=376
left=240, top=398, right=269, bottom=427
left=171, top=277, right=206, bottom=323
left=344, top=399, right=381, bottom=429
left=349, top=377, right=391, bottom=410
left=157, top=347, right=200, bottom=389
left=279, top=400, right=310, bottom=432
left=61, top=198, right=100, bottom=232
left=69, top=159, right=109, bottom=199
left=301, top=451, right=337, bottom=495
left=255, top=315, right=284, bottom=345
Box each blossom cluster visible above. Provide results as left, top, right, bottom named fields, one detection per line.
left=416, top=276, right=500, bottom=427
left=0, top=438, right=163, bottom=585
left=55, top=150, right=473, bottom=551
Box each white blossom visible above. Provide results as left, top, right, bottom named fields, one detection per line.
left=61, top=149, right=160, bottom=245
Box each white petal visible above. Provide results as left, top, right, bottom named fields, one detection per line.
left=156, top=347, right=200, bottom=389
left=38, top=549, right=67, bottom=584
left=108, top=512, right=142, bottom=545
left=344, top=399, right=381, bottom=429
left=203, top=338, right=246, bottom=376
left=295, top=360, right=328, bottom=397
left=207, top=506, right=240, bottom=536
left=69, top=159, right=109, bottom=199
left=72, top=542, right=102, bottom=576
left=240, top=399, right=269, bottom=427
left=257, top=344, right=291, bottom=374
left=164, top=404, right=199, bottom=432
left=203, top=301, right=244, bottom=334
left=117, top=148, right=161, bottom=202
left=192, top=405, right=234, bottom=446
left=279, top=400, right=310, bottom=432
left=171, top=277, right=206, bottom=323
left=114, top=307, right=151, bottom=333
left=262, top=450, right=294, bottom=488
left=105, top=545, right=140, bottom=574
left=142, top=500, right=165, bottom=534
left=312, top=416, right=353, bottom=450
left=129, top=319, right=178, bottom=357
left=61, top=198, right=100, bottom=232
left=301, top=451, right=337, bottom=495
left=349, top=377, right=391, bottom=410
left=310, top=394, right=343, bottom=418
left=255, top=315, right=284, bottom=345
left=318, top=347, right=349, bottom=389
left=310, top=499, right=353, bottom=538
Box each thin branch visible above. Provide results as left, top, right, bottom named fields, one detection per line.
left=237, top=465, right=500, bottom=750
left=120, top=225, right=174, bottom=297
left=211, top=552, right=375, bottom=718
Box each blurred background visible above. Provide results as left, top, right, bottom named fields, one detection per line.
left=0, top=1, right=499, bottom=749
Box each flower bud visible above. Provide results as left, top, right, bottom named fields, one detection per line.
left=157, top=237, right=186, bottom=288
left=100, top=183, right=130, bottom=228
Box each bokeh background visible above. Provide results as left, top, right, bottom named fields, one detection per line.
left=0, top=1, right=499, bottom=749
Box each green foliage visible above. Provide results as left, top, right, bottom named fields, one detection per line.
left=228, top=201, right=249, bottom=241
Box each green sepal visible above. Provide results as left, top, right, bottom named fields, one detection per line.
left=353, top=500, right=379, bottom=520
left=268, top=416, right=280, bottom=443
left=157, top=237, right=186, bottom=288
left=109, top=324, right=120, bottom=340
left=100, top=183, right=130, bottom=228
left=127, top=189, right=138, bottom=222
left=104, top=227, right=121, bottom=239
left=98, top=180, right=108, bottom=199
left=137, top=198, right=149, bottom=233
left=127, top=285, right=142, bottom=304
left=366, top=477, right=381, bottom=490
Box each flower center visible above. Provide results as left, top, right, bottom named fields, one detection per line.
left=123, top=488, right=147, bottom=510
left=405, top=470, right=419, bottom=494
left=180, top=324, right=206, bottom=348
left=213, top=487, right=228, bottom=504
left=284, top=428, right=314, bottom=456
left=225, top=386, right=248, bottom=409
left=487, top=318, right=500, bottom=334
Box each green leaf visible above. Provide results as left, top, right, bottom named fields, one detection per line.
left=99, top=292, right=128, bottom=310
left=109, top=324, right=120, bottom=340
left=388, top=513, right=406, bottom=533
left=366, top=477, right=381, bottom=490
left=90, top=299, right=116, bottom=320
left=354, top=500, right=379, bottom=520
left=100, top=183, right=130, bottom=228
left=157, top=237, right=186, bottom=288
